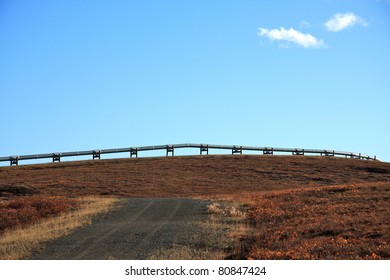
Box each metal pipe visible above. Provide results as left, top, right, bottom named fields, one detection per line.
left=0, top=144, right=377, bottom=164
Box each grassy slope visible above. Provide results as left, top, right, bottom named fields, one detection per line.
left=1, top=155, right=389, bottom=259
left=244, top=183, right=389, bottom=259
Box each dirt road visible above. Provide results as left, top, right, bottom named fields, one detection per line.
left=30, top=198, right=214, bottom=260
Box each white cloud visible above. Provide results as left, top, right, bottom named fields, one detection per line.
left=258, top=27, right=324, bottom=48
left=325, top=12, right=367, bottom=32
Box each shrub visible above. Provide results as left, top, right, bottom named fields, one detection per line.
left=0, top=196, right=77, bottom=233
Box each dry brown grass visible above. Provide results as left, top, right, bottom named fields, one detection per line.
left=242, top=182, right=390, bottom=259
left=206, top=201, right=252, bottom=259
left=149, top=201, right=250, bottom=260
left=0, top=196, right=78, bottom=233
left=207, top=202, right=247, bottom=219
left=1, top=155, right=389, bottom=198
left=0, top=196, right=118, bottom=260
left=207, top=202, right=223, bottom=215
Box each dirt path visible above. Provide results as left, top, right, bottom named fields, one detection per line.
left=29, top=198, right=214, bottom=260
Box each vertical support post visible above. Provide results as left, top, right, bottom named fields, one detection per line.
left=93, top=150, right=101, bottom=160
left=200, top=144, right=209, bottom=155
left=232, top=146, right=242, bottom=155
left=293, top=149, right=304, bottom=156
left=324, top=150, right=334, bottom=157
left=52, top=153, right=61, bottom=163
left=166, top=145, right=174, bottom=156
left=10, top=156, right=19, bottom=166
left=130, top=148, right=138, bottom=158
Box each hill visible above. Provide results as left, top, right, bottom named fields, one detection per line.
left=1, top=155, right=389, bottom=259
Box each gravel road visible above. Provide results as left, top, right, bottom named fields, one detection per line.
left=30, top=198, right=213, bottom=260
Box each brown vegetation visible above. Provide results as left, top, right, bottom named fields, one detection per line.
left=243, top=183, right=389, bottom=259
left=0, top=196, right=118, bottom=260
left=1, top=155, right=389, bottom=197
left=1, top=155, right=389, bottom=259
left=0, top=196, right=77, bottom=233
left=150, top=201, right=249, bottom=260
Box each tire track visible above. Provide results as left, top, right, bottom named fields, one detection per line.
left=73, top=199, right=154, bottom=259
left=30, top=198, right=210, bottom=259
left=129, top=199, right=184, bottom=255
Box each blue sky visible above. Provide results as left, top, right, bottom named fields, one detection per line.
left=1, top=0, right=389, bottom=163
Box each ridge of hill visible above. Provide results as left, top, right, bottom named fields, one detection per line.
left=1, top=155, right=389, bottom=198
